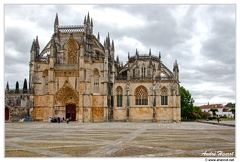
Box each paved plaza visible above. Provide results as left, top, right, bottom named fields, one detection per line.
left=5, top=121, right=235, bottom=157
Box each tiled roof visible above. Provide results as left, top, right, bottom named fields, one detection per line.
left=199, top=104, right=224, bottom=109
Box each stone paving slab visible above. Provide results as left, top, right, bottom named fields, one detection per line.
left=4, top=122, right=235, bottom=158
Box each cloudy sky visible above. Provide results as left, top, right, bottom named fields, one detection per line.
left=4, top=4, right=236, bottom=106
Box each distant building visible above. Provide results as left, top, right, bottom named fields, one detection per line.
left=199, top=103, right=233, bottom=118
left=5, top=13, right=181, bottom=123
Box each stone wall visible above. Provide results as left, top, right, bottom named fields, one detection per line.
left=5, top=94, right=33, bottom=122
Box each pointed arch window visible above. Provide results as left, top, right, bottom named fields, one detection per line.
left=161, top=88, right=168, bottom=105
left=116, top=87, right=123, bottom=107
left=135, top=86, right=148, bottom=105
left=66, top=38, right=79, bottom=64
left=142, top=66, right=146, bottom=77
left=94, top=70, right=99, bottom=93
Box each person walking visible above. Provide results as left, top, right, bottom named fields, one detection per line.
left=217, top=116, right=220, bottom=123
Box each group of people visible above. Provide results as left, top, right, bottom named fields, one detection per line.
left=48, top=116, right=71, bottom=124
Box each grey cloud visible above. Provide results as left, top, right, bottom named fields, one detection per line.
left=200, top=6, right=235, bottom=65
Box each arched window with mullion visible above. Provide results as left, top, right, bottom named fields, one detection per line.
left=135, top=86, right=148, bottom=105
left=161, top=87, right=168, bottom=105
left=116, top=86, right=123, bottom=107
left=141, top=65, right=146, bottom=77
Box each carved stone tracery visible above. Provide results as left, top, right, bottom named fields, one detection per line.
left=66, top=37, right=79, bottom=64
left=55, top=81, right=78, bottom=105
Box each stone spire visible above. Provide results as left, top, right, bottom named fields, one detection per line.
left=54, top=13, right=59, bottom=26
left=30, top=39, right=36, bottom=52
left=149, top=48, right=152, bottom=66
left=35, top=36, right=40, bottom=56
left=117, top=55, right=119, bottom=63
left=97, top=32, right=100, bottom=40
left=116, top=55, right=120, bottom=67
left=135, top=48, right=139, bottom=58
left=91, top=18, right=93, bottom=27
left=35, top=36, right=40, bottom=49
left=84, top=15, right=86, bottom=25
left=87, top=12, right=90, bottom=24
left=107, top=32, right=110, bottom=47
left=30, top=39, right=37, bottom=62
left=158, top=51, right=161, bottom=70
left=173, top=60, right=179, bottom=81
left=85, top=12, right=93, bottom=34
left=173, top=60, right=179, bottom=71
left=111, top=40, right=114, bottom=52
left=104, top=40, right=107, bottom=50
left=149, top=56, right=152, bottom=67
left=54, top=13, right=59, bottom=34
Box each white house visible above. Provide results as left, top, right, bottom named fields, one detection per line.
left=199, top=104, right=234, bottom=118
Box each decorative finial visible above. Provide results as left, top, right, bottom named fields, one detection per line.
left=97, top=32, right=100, bottom=40
left=54, top=13, right=59, bottom=26
left=91, top=18, right=93, bottom=27
left=87, top=12, right=90, bottom=23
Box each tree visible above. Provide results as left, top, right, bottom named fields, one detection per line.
left=210, top=108, right=218, bottom=117
left=180, top=86, right=194, bottom=119
left=225, top=102, right=235, bottom=108
left=6, top=82, right=9, bottom=93
left=15, top=81, right=20, bottom=94
left=201, top=112, right=211, bottom=120
left=230, top=108, right=235, bottom=118
left=23, top=78, right=28, bottom=94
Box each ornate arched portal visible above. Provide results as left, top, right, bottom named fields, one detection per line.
left=55, top=81, right=78, bottom=121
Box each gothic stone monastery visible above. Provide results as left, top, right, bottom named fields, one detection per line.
left=26, top=13, right=181, bottom=123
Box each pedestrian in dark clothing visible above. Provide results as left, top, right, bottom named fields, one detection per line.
left=58, top=117, right=60, bottom=123
left=66, top=118, right=69, bottom=124
left=217, top=116, right=220, bottom=123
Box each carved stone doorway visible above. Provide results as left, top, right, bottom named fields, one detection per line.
left=5, top=107, right=10, bottom=121
left=66, top=104, right=76, bottom=121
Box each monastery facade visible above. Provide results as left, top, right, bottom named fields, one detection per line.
left=7, top=13, right=181, bottom=123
